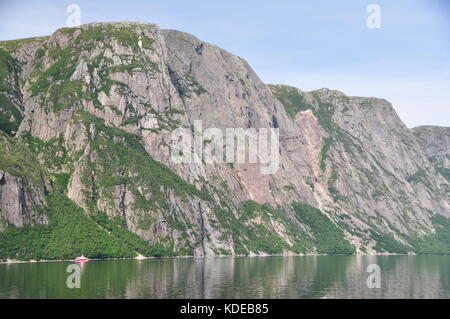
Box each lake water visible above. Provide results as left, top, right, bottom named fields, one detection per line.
left=1, top=255, right=449, bottom=298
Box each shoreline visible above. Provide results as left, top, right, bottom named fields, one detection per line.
left=3, top=251, right=448, bottom=265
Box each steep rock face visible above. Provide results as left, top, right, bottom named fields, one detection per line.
left=1, top=23, right=307, bottom=257
left=412, top=126, right=449, bottom=182
left=0, top=171, right=48, bottom=230
left=0, top=37, right=48, bottom=136
left=268, top=85, right=450, bottom=252
left=0, top=22, right=449, bottom=258
left=0, top=132, right=49, bottom=230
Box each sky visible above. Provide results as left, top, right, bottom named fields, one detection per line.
left=0, top=0, right=449, bottom=128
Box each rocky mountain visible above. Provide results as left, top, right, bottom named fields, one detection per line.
left=0, top=22, right=449, bottom=260
left=412, top=126, right=449, bottom=182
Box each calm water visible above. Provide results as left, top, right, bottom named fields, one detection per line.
left=1, top=255, right=449, bottom=298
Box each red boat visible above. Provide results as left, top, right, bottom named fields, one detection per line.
left=74, top=255, right=89, bottom=262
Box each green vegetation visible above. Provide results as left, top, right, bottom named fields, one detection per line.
left=213, top=201, right=291, bottom=255
left=27, top=24, right=159, bottom=112
left=0, top=130, right=44, bottom=184
left=269, top=86, right=364, bottom=201
left=0, top=127, right=187, bottom=260
left=311, top=98, right=341, bottom=172
left=0, top=127, right=179, bottom=260
left=358, top=209, right=450, bottom=254
left=406, top=168, right=435, bottom=191
left=312, top=98, right=335, bottom=132
left=320, top=137, right=333, bottom=170
left=327, top=167, right=345, bottom=202
left=21, top=132, right=70, bottom=170
left=0, top=48, right=23, bottom=135
left=73, top=111, right=208, bottom=213
left=63, top=24, right=155, bottom=51
left=0, top=124, right=186, bottom=260
left=406, top=168, right=427, bottom=184
left=283, top=185, right=295, bottom=191
left=0, top=193, right=172, bottom=260
left=2, top=118, right=450, bottom=257
left=370, top=230, right=410, bottom=254
left=268, top=84, right=309, bottom=119
left=436, top=166, right=450, bottom=181
left=292, top=202, right=355, bottom=254
left=166, top=215, right=186, bottom=231
left=0, top=36, right=48, bottom=53
left=51, top=172, right=71, bottom=192
left=214, top=200, right=320, bottom=255
left=47, top=79, right=85, bottom=112
left=409, top=214, right=450, bottom=254
left=189, top=78, right=207, bottom=96
left=121, top=115, right=144, bottom=126
left=176, top=73, right=207, bottom=98
left=27, top=39, right=93, bottom=112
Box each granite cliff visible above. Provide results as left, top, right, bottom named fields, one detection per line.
left=0, top=22, right=449, bottom=260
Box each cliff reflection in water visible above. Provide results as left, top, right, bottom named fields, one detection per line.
left=0, top=256, right=449, bottom=298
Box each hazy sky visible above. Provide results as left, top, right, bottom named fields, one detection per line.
left=1, top=0, right=449, bottom=128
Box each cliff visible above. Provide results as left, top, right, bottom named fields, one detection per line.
left=0, top=22, right=449, bottom=259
